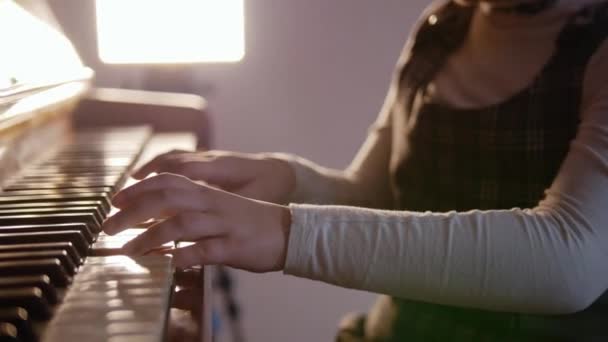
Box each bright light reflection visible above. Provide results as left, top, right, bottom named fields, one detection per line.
left=0, top=0, right=84, bottom=87
left=96, top=0, right=245, bottom=64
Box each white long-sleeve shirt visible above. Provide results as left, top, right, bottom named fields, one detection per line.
left=280, top=0, right=608, bottom=315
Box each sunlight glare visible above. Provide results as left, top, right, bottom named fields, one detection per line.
left=0, top=0, right=84, bottom=88
left=96, top=0, right=245, bottom=64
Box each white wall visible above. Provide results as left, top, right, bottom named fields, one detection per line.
left=50, top=1, right=428, bottom=341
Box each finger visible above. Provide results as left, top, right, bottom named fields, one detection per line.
left=112, top=173, right=196, bottom=207
left=133, top=150, right=190, bottom=179
left=123, top=212, right=224, bottom=255
left=154, top=158, right=234, bottom=187
left=103, top=188, right=207, bottom=235
left=153, top=160, right=212, bottom=181
left=170, top=239, right=229, bottom=268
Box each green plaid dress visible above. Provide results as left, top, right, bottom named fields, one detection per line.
left=340, top=1, right=608, bottom=341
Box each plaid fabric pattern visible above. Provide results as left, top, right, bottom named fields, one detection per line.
left=361, top=1, right=608, bottom=341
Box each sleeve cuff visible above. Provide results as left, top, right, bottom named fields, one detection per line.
left=283, top=203, right=318, bottom=277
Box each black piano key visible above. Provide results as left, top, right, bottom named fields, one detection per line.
left=9, top=173, right=119, bottom=181
left=0, top=200, right=105, bottom=215
left=0, top=231, right=88, bottom=257
left=0, top=189, right=111, bottom=200
left=38, top=160, right=131, bottom=168
left=0, top=307, right=35, bottom=342
left=0, top=213, right=101, bottom=234
left=8, top=178, right=116, bottom=185
left=0, top=260, right=71, bottom=288
left=40, top=157, right=132, bottom=164
left=0, top=224, right=94, bottom=244
left=16, top=175, right=121, bottom=184
left=0, top=207, right=104, bottom=226
left=0, top=322, right=18, bottom=341
left=0, top=288, right=52, bottom=320
left=13, top=174, right=120, bottom=181
left=5, top=183, right=117, bottom=193
left=0, top=243, right=81, bottom=266
left=28, top=166, right=127, bottom=175
left=2, top=187, right=114, bottom=197
left=0, top=251, right=77, bottom=276
left=0, top=276, right=58, bottom=305
left=0, top=194, right=111, bottom=213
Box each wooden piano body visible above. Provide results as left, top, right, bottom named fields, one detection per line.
left=1, top=0, right=211, bottom=341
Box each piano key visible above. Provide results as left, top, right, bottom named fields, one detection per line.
left=17, top=174, right=121, bottom=182
left=27, top=166, right=127, bottom=175
left=0, top=276, right=58, bottom=305
left=0, top=260, right=71, bottom=288
left=0, top=307, right=35, bottom=342
left=0, top=214, right=99, bottom=235
left=0, top=128, right=187, bottom=341
left=0, top=201, right=108, bottom=218
left=43, top=256, right=172, bottom=342
left=0, top=231, right=89, bottom=257
left=17, top=172, right=124, bottom=181
left=0, top=251, right=77, bottom=276
left=5, top=175, right=117, bottom=189
left=0, top=288, right=52, bottom=320
left=0, top=224, right=94, bottom=244
left=0, top=322, right=18, bottom=341
left=0, top=243, right=81, bottom=266
left=0, top=207, right=104, bottom=226
left=4, top=183, right=115, bottom=193
left=0, top=194, right=111, bottom=213
left=0, top=214, right=101, bottom=238
left=9, top=174, right=120, bottom=182
left=0, top=287, right=51, bottom=320
left=38, top=157, right=132, bottom=166
left=0, top=189, right=111, bottom=200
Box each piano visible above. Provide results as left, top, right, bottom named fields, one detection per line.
left=0, top=1, right=212, bottom=341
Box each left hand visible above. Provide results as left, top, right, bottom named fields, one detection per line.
left=102, top=173, right=292, bottom=272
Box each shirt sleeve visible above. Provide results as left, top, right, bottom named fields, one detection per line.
left=265, top=63, right=397, bottom=209
left=283, top=40, right=608, bottom=315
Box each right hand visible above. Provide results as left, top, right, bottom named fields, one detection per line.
left=133, top=150, right=296, bottom=204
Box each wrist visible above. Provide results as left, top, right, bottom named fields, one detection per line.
left=266, top=157, right=296, bottom=204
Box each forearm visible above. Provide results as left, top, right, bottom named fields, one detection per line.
left=270, top=152, right=392, bottom=208
left=283, top=201, right=607, bottom=315
left=282, top=110, right=608, bottom=315
left=269, top=102, right=395, bottom=208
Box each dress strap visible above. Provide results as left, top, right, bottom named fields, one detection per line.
left=397, top=1, right=474, bottom=116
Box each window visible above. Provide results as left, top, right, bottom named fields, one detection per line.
left=95, top=0, right=245, bottom=64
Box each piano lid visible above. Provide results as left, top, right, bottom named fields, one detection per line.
left=0, top=0, right=93, bottom=105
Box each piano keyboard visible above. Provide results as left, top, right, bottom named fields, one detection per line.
left=0, top=127, right=175, bottom=342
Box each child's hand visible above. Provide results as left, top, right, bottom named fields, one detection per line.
left=133, top=150, right=295, bottom=204
left=102, top=173, right=291, bottom=272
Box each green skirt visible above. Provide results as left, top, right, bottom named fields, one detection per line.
left=337, top=295, right=608, bottom=342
